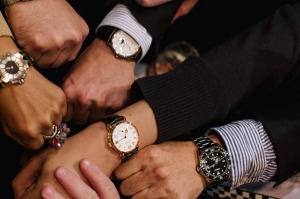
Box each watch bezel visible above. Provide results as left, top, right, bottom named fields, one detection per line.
left=198, top=145, right=231, bottom=183
left=109, top=29, right=141, bottom=61
left=0, top=51, right=31, bottom=87
left=108, top=120, right=139, bottom=153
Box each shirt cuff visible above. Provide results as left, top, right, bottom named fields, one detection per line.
left=206, top=119, right=277, bottom=188
left=96, top=4, right=152, bottom=62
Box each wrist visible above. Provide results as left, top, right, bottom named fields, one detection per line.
left=0, top=37, right=19, bottom=54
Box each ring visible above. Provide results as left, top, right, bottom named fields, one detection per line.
left=43, top=125, right=59, bottom=140
left=44, top=123, right=70, bottom=149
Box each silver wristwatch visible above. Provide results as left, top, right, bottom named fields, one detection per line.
left=193, top=136, right=231, bottom=186
left=1, top=0, right=32, bottom=7
left=96, top=26, right=142, bottom=62
left=0, top=51, right=33, bottom=88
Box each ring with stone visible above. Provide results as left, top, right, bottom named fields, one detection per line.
left=44, top=123, right=70, bottom=149
left=43, top=125, right=59, bottom=140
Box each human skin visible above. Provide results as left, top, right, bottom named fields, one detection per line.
left=4, top=0, right=89, bottom=68
left=0, top=37, right=67, bottom=149
left=41, top=159, right=120, bottom=199
left=136, top=0, right=199, bottom=22
left=62, top=38, right=135, bottom=124
left=13, top=100, right=158, bottom=198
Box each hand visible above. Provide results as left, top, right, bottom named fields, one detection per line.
left=41, top=159, right=120, bottom=199
left=135, top=0, right=199, bottom=22
left=5, top=0, right=89, bottom=68
left=0, top=67, right=67, bottom=150
left=12, top=122, right=121, bottom=199
left=62, top=38, right=135, bottom=124
left=114, top=141, right=206, bottom=199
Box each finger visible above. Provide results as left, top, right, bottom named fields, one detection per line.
left=120, top=170, right=150, bottom=196
left=63, top=102, right=74, bottom=122
left=41, top=185, right=65, bottom=199
left=173, top=0, right=198, bottom=21
left=35, top=49, right=61, bottom=68
left=79, top=159, right=120, bottom=199
left=89, top=109, right=106, bottom=123
left=114, top=153, right=143, bottom=180
left=135, top=0, right=172, bottom=7
left=51, top=43, right=81, bottom=67
left=73, top=107, right=90, bottom=125
left=53, top=167, right=100, bottom=199
left=12, top=155, right=43, bottom=198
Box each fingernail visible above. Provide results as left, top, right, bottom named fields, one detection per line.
left=81, top=159, right=92, bottom=168
left=56, top=167, right=67, bottom=178
left=42, top=186, right=54, bottom=197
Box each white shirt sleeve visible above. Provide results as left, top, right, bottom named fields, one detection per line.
left=206, top=119, right=277, bottom=188
left=96, top=4, right=152, bottom=62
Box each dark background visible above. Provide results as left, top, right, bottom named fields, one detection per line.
left=1, top=0, right=299, bottom=198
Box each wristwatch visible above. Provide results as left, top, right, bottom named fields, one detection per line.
left=103, top=114, right=140, bottom=160
left=193, top=136, right=231, bottom=186
left=0, top=51, right=33, bottom=88
left=1, top=0, right=32, bottom=7
left=96, top=26, right=142, bottom=62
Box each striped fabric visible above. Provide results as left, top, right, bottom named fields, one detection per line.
left=97, top=4, right=152, bottom=62
left=207, top=119, right=277, bottom=188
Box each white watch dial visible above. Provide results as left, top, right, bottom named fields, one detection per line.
left=111, top=30, right=140, bottom=58
left=112, top=122, right=139, bottom=153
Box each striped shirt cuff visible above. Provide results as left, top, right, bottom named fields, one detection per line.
left=96, top=4, right=152, bottom=62
left=207, top=119, right=277, bottom=188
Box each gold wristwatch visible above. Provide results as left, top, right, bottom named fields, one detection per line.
left=103, top=114, right=140, bottom=160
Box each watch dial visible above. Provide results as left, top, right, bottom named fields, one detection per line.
left=112, top=122, right=139, bottom=153
left=0, top=53, right=27, bottom=83
left=111, top=30, right=139, bottom=58
left=200, top=146, right=231, bottom=181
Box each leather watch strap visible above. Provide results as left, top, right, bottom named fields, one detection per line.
left=96, top=25, right=118, bottom=43
left=103, top=114, right=125, bottom=126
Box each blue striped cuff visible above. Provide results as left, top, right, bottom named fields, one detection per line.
left=207, top=119, right=277, bottom=188
left=96, top=4, right=152, bottom=62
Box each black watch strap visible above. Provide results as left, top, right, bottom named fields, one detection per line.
left=96, top=25, right=118, bottom=43
left=103, top=114, right=125, bottom=126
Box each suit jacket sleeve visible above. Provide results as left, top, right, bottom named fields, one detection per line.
left=248, top=82, right=300, bottom=185
left=129, top=2, right=300, bottom=144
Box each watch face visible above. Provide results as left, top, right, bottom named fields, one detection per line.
left=111, top=121, right=139, bottom=153
left=199, top=146, right=231, bottom=182
left=0, top=52, right=28, bottom=84
left=111, top=30, right=140, bottom=58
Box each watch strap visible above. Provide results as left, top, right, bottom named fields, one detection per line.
left=193, top=136, right=217, bottom=154
left=103, top=114, right=125, bottom=126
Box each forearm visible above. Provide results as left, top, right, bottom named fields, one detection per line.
left=130, top=3, right=300, bottom=143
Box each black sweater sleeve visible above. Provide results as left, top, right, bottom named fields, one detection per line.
left=129, top=2, right=300, bottom=143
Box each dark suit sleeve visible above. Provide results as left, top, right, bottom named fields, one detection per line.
left=122, top=0, right=183, bottom=54
left=128, top=2, right=300, bottom=143
left=248, top=84, right=300, bottom=185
